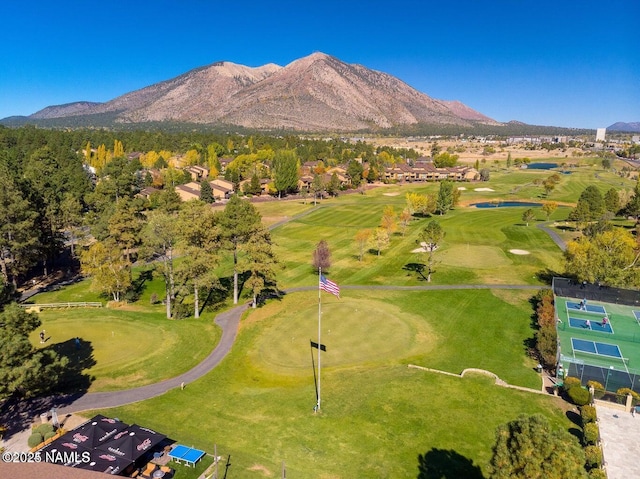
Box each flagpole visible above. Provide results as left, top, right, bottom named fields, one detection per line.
left=317, top=266, right=322, bottom=412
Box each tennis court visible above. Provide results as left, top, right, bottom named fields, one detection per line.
left=168, top=444, right=206, bottom=467
left=566, top=301, right=607, bottom=315
left=571, top=338, right=624, bottom=359
left=554, top=279, right=640, bottom=393
left=568, top=317, right=613, bottom=333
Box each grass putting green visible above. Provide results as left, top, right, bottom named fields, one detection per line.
left=247, top=295, right=435, bottom=374
left=31, top=307, right=220, bottom=392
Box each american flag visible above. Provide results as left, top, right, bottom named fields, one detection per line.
left=319, top=274, right=340, bottom=298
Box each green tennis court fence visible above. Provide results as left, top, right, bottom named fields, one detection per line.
left=561, top=354, right=640, bottom=394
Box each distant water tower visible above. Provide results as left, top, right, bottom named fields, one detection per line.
left=596, top=128, right=606, bottom=142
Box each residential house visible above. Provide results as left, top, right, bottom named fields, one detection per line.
left=185, top=165, right=209, bottom=181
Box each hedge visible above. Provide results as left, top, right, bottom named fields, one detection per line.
left=27, top=433, right=44, bottom=448
left=568, top=386, right=591, bottom=406
left=581, top=405, right=597, bottom=425
left=583, top=422, right=599, bottom=445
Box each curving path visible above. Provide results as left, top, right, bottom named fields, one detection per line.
left=536, top=220, right=567, bottom=251
left=1, top=213, right=567, bottom=443
left=55, top=303, right=249, bottom=415
left=58, top=284, right=541, bottom=414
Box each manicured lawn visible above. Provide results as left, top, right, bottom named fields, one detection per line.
left=31, top=307, right=220, bottom=392
left=94, top=288, right=571, bottom=479
left=271, top=199, right=564, bottom=288
left=29, top=269, right=221, bottom=392
left=243, top=289, right=541, bottom=388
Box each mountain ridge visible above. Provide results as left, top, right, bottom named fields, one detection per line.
left=607, top=122, right=640, bottom=133
left=15, top=53, right=501, bottom=131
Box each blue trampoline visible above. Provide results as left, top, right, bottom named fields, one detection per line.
left=568, top=317, right=613, bottom=333
left=571, top=338, right=623, bottom=359
left=567, top=301, right=606, bottom=315
left=168, top=444, right=206, bottom=467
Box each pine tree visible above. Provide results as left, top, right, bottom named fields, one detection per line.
left=218, top=195, right=263, bottom=304
left=0, top=304, right=69, bottom=399
left=242, top=226, right=278, bottom=308
left=176, top=201, right=220, bottom=317
left=200, top=180, right=214, bottom=203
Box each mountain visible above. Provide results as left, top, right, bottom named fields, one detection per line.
left=30, top=101, right=103, bottom=119
left=14, top=53, right=500, bottom=131
left=607, top=122, right=640, bottom=133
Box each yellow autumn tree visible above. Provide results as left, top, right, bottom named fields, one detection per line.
left=184, top=149, right=201, bottom=166
left=143, top=150, right=160, bottom=168
left=381, top=206, right=398, bottom=235
left=113, top=139, right=124, bottom=158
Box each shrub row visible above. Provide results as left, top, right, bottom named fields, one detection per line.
left=534, top=289, right=558, bottom=367
left=563, top=376, right=590, bottom=406
left=579, top=404, right=604, bottom=475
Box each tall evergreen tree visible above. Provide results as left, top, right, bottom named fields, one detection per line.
left=0, top=304, right=69, bottom=399
left=175, top=201, right=220, bottom=317
left=0, top=164, right=39, bottom=287
left=242, top=225, right=278, bottom=308
left=218, top=195, right=262, bottom=304
left=143, top=211, right=180, bottom=318
left=200, top=180, right=214, bottom=203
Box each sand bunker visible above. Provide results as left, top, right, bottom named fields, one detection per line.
left=509, top=249, right=530, bottom=255
left=412, top=242, right=439, bottom=253
left=383, top=192, right=400, bottom=196
left=457, top=187, right=467, bottom=190
left=474, top=187, right=495, bottom=192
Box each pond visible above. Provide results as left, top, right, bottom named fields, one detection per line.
left=472, top=201, right=543, bottom=208
left=524, top=162, right=558, bottom=169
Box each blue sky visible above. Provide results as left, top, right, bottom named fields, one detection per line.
left=1, top=0, right=637, bottom=128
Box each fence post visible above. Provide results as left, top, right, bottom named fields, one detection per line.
left=625, top=393, right=633, bottom=413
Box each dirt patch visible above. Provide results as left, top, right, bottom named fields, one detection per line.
left=509, top=249, right=530, bottom=255
left=248, top=464, right=273, bottom=477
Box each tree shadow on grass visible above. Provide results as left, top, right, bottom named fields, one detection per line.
left=404, top=262, right=428, bottom=281
left=565, top=410, right=584, bottom=442
left=0, top=338, right=95, bottom=442
left=51, top=337, right=96, bottom=394
left=535, top=268, right=565, bottom=286
left=200, top=276, right=234, bottom=313
left=125, top=268, right=154, bottom=302
left=417, top=448, right=485, bottom=479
